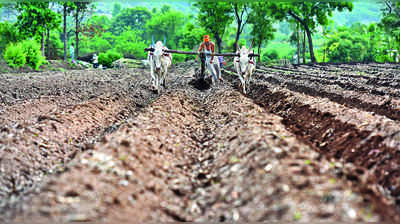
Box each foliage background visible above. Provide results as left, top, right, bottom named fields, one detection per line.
left=0, top=1, right=397, bottom=69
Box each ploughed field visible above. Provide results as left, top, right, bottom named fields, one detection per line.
left=0, top=62, right=399, bottom=223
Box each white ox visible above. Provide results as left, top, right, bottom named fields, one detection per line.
left=233, top=42, right=256, bottom=94
left=148, top=41, right=172, bottom=92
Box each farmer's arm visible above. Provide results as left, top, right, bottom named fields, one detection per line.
left=196, top=43, right=204, bottom=61
left=210, top=43, right=215, bottom=63
left=198, top=43, right=204, bottom=52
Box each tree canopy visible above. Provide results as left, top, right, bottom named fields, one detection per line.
left=194, top=2, right=233, bottom=53
left=270, top=2, right=353, bottom=63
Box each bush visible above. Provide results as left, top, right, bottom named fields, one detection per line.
left=21, top=39, right=45, bottom=70
left=114, top=30, right=147, bottom=59
left=48, top=31, right=63, bottom=59
left=0, top=21, right=20, bottom=54
left=261, top=49, right=278, bottom=62
left=173, top=48, right=195, bottom=62
left=262, top=42, right=296, bottom=62
left=375, top=54, right=393, bottom=63
left=4, top=43, right=26, bottom=68
left=98, top=50, right=122, bottom=68
left=79, top=33, right=113, bottom=56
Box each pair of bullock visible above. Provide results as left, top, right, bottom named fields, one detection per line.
left=147, top=40, right=256, bottom=94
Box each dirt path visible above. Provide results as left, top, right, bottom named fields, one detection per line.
left=1, top=62, right=400, bottom=223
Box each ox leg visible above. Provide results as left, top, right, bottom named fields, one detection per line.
left=155, top=72, right=160, bottom=92
left=162, top=68, right=167, bottom=89
left=238, top=74, right=246, bottom=94
left=217, top=64, right=223, bottom=81
left=150, top=66, right=157, bottom=90
left=207, top=62, right=218, bottom=84
left=245, top=77, right=250, bottom=94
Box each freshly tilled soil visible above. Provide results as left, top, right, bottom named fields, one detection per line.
left=1, top=61, right=400, bottom=223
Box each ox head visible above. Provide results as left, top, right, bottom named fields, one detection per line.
left=237, top=40, right=254, bottom=76
left=153, top=41, right=164, bottom=72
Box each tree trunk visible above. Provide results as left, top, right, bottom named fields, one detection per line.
left=63, top=3, right=67, bottom=61
left=41, top=31, right=45, bottom=57
left=215, top=33, right=222, bottom=53
left=46, top=28, right=50, bottom=59
left=258, top=43, right=261, bottom=61
left=323, top=26, right=326, bottom=63
left=288, top=10, right=317, bottom=64
left=303, top=30, right=306, bottom=64
left=297, top=23, right=300, bottom=64
left=305, top=25, right=316, bottom=63
left=233, top=20, right=241, bottom=52
left=75, top=8, right=79, bottom=59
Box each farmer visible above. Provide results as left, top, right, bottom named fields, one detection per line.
left=70, top=43, right=75, bottom=63
left=92, top=53, right=98, bottom=68
left=197, top=35, right=223, bottom=82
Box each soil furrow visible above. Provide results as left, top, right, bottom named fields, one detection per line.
left=251, top=72, right=400, bottom=121
left=5, top=71, right=385, bottom=223
left=258, top=67, right=400, bottom=96
left=257, top=66, right=400, bottom=96
left=1, top=62, right=400, bottom=223
left=0, top=69, right=158, bottom=220
left=243, top=80, right=400, bottom=222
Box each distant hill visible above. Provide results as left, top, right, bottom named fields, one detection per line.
left=95, top=1, right=194, bottom=17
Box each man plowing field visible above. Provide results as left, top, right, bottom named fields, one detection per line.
left=197, top=35, right=223, bottom=84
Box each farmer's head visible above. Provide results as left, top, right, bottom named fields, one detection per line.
left=203, top=35, right=210, bottom=42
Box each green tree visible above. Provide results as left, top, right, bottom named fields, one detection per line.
left=231, top=2, right=250, bottom=52
left=15, top=2, right=61, bottom=56
left=111, top=6, right=151, bottom=36
left=84, top=14, right=111, bottom=37
left=62, top=2, right=76, bottom=61
left=271, top=2, right=353, bottom=63
left=248, top=2, right=276, bottom=55
left=194, top=2, right=233, bottom=53
left=146, top=8, right=185, bottom=49
left=112, top=3, right=121, bottom=17
left=0, top=21, right=20, bottom=54
left=79, top=32, right=113, bottom=55
left=47, top=31, right=63, bottom=59
left=72, top=2, right=93, bottom=59
left=114, top=29, right=147, bottom=59
left=326, top=25, right=368, bottom=62
left=179, top=23, right=206, bottom=50
left=380, top=1, right=400, bottom=51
